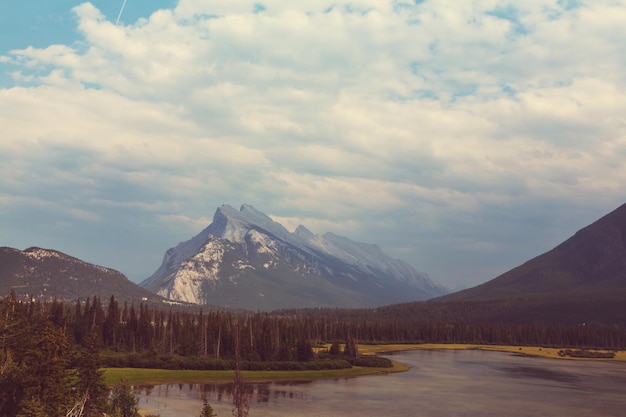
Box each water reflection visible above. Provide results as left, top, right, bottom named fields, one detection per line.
left=136, top=381, right=316, bottom=403
left=135, top=350, right=626, bottom=417
left=497, top=365, right=582, bottom=385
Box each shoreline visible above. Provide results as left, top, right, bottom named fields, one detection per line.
left=105, top=343, right=624, bottom=386
left=360, top=343, right=626, bottom=361
left=104, top=361, right=407, bottom=386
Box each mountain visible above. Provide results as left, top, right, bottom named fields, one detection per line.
left=141, top=204, right=448, bottom=310
left=0, top=246, right=165, bottom=304
left=438, top=202, right=626, bottom=309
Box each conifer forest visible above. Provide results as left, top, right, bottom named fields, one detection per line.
left=1, top=292, right=625, bottom=416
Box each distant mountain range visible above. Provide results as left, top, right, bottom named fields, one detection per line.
left=0, top=246, right=163, bottom=304
left=4, top=201, right=626, bottom=324
left=140, top=204, right=448, bottom=310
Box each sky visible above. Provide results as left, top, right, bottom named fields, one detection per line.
left=1, top=0, right=626, bottom=290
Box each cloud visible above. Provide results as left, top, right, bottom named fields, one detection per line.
left=1, top=0, right=626, bottom=286
left=69, top=208, right=101, bottom=221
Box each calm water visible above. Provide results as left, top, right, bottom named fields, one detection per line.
left=135, top=350, right=626, bottom=417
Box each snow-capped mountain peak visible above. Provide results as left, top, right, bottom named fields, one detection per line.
left=140, top=204, right=448, bottom=310
left=211, top=204, right=295, bottom=244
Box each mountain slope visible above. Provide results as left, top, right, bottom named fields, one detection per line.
left=0, top=246, right=164, bottom=304
left=141, top=204, right=447, bottom=310
left=440, top=202, right=626, bottom=302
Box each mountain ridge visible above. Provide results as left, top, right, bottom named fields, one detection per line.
left=438, top=201, right=626, bottom=302
left=141, top=204, right=448, bottom=309
left=0, top=246, right=165, bottom=304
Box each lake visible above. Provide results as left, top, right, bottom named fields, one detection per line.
left=135, top=349, right=626, bottom=417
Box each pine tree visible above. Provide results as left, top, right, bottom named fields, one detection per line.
left=103, top=295, right=121, bottom=348
left=296, top=338, right=313, bottom=362
left=16, top=396, right=47, bottom=417
left=76, top=332, right=108, bottom=417
left=0, top=291, right=24, bottom=417
left=329, top=340, right=341, bottom=356
left=108, top=378, right=140, bottom=417
left=0, top=352, right=23, bottom=417
left=200, top=397, right=218, bottom=417
left=19, top=319, right=74, bottom=417
left=343, top=337, right=359, bottom=359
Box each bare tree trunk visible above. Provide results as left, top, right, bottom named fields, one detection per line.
left=216, top=324, right=221, bottom=360
left=169, top=322, right=174, bottom=355
left=203, top=320, right=208, bottom=357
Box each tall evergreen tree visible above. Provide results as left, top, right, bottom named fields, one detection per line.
left=75, top=332, right=108, bottom=417
left=108, top=378, right=140, bottom=417
left=103, top=295, right=121, bottom=348
left=15, top=396, right=47, bottom=417
left=18, top=318, right=74, bottom=417
left=0, top=353, right=23, bottom=417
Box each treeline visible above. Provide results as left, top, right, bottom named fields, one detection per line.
left=8, top=293, right=626, bottom=363
left=64, top=296, right=626, bottom=361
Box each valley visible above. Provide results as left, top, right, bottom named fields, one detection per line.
left=2, top=202, right=626, bottom=416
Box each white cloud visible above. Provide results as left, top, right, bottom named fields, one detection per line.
left=1, top=0, right=626, bottom=286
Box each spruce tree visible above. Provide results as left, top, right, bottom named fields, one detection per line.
left=0, top=354, right=23, bottom=417
left=19, top=319, right=74, bottom=417
left=16, top=396, right=47, bottom=417
left=108, top=378, right=140, bottom=417
left=76, top=331, right=108, bottom=417
left=343, top=338, right=359, bottom=359
left=200, top=397, right=218, bottom=417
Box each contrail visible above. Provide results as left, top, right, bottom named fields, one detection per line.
left=115, top=0, right=128, bottom=26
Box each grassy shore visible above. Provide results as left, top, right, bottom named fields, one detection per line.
left=104, top=361, right=408, bottom=386
left=103, top=343, right=623, bottom=386
left=359, top=343, right=626, bottom=361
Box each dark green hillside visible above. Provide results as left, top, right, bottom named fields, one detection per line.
left=280, top=286, right=626, bottom=327
left=439, top=202, right=626, bottom=302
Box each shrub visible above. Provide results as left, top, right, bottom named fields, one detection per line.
left=348, top=356, right=393, bottom=368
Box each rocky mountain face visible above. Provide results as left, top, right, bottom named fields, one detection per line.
left=0, top=246, right=164, bottom=304
left=141, top=204, right=448, bottom=310
left=439, top=202, right=626, bottom=302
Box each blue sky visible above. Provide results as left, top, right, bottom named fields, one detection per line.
left=0, top=1, right=176, bottom=42
left=1, top=0, right=626, bottom=290
left=0, top=0, right=176, bottom=86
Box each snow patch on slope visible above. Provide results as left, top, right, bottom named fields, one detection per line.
left=247, top=229, right=279, bottom=256
left=23, top=247, right=112, bottom=274
left=156, top=239, right=226, bottom=304
left=141, top=203, right=449, bottom=306
left=24, top=248, right=64, bottom=261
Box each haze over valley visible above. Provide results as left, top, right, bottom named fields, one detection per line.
left=2, top=201, right=626, bottom=326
